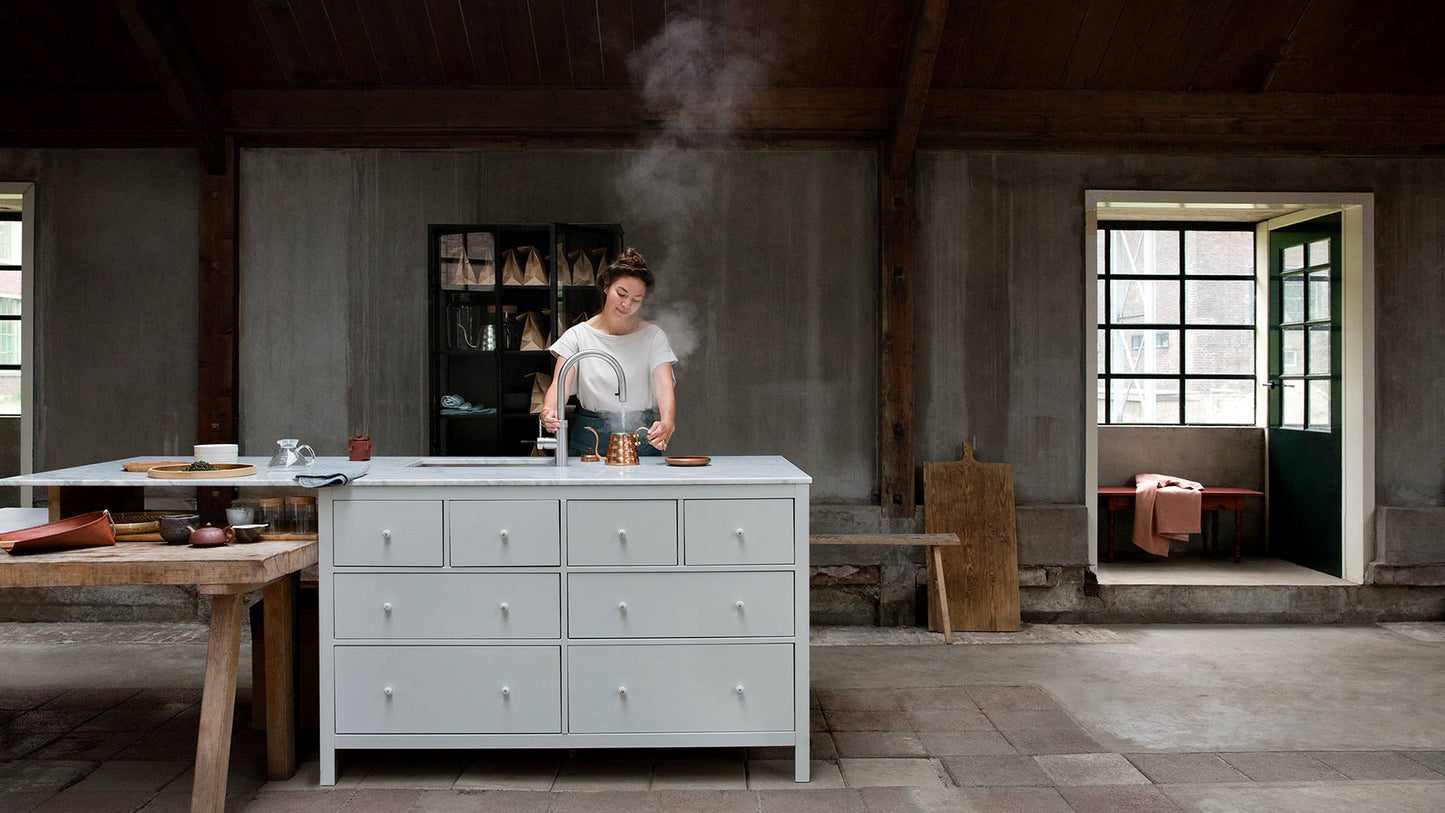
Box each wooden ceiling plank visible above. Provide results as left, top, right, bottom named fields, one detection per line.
left=111, top=0, right=226, bottom=172
left=423, top=0, right=480, bottom=85
left=1089, top=0, right=1163, bottom=89
left=1146, top=0, right=1231, bottom=91
left=1297, top=0, right=1403, bottom=93
left=561, top=0, right=605, bottom=84
left=529, top=0, right=576, bottom=84
left=950, top=0, right=1019, bottom=88
left=1122, top=0, right=1196, bottom=91
left=251, top=0, right=320, bottom=85
left=631, top=0, right=668, bottom=56
left=1187, top=0, right=1311, bottom=92
left=285, top=0, right=354, bottom=84
left=318, top=0, right=384, bottom=83
left=0, top=4, right=60, bottom=87
left=353, top=0, right=416, bottom=83
left=387, top=0, right=447, bottom=83
left=995, top=0, right=1090, bottom=89
left=459, top=0, right=511, bottom=83
left=72, top=0, right=154, bottom=87
left=1060, top=0, right=1128, bottom=89
left=596, top=0, right=634, bottom=85
left=493, top=0, right=543, bottom=83
left=174, top=0, right=286, bottom=87
left=1386, top=2, right=1445, bottom=93
left=888, top=0, right=951, bottom=178
left=931, top=0, right=983, bottom=88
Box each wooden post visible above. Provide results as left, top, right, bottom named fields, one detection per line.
left=197, top=137, right=239, bottom=524
left=262, top=577, right=297, bottom=779
left=879, top=168, right=916, bottom=518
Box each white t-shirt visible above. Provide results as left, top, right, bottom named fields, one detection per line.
left=550, top=321, right=678, bottom=412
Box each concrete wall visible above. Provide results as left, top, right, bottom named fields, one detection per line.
left=0, top=417, right=18, bottom=506
left=240, top=149, right=879, bottom=502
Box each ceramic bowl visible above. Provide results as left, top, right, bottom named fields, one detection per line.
left=230, top=523, right=268, bottom=544
left=158, top=514, right=200, bottom=544
left=193, top=443, right=239, bottom=464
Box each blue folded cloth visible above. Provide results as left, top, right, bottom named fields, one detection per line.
left=295, top=463, right=369, bottom=488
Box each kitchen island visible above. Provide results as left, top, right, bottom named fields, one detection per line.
left=314, top=454, right=812, bottom=784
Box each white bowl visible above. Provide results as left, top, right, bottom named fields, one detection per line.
left=194, top=443, right=239, bottom=464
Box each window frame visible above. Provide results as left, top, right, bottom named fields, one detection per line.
left=0, top=211, right=19, bottom=380
left=1098, top=221, right=1257, bottom=426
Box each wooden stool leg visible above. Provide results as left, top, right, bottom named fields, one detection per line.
left=931, top=546, right=953, bottom=644
left=262, top=578, right=297, bottom=780
left=193, top=592, right=244, bottom=813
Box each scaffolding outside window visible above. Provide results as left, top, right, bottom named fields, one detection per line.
left=1098, top=223, right=1256, bottom=426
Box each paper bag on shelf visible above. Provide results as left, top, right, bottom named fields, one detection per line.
left=463, top=232, right=495, bottom=286
left=588, top=248, right=608, bottom=281
left=439, top=233, right=469, bottom=290
left=502, top=246, right=547, bottom=286
left=526, top=371, right=552, bottom=415
left=518, top=310, right=551, bottom=351
left=565, top=249, right=595, bottom=286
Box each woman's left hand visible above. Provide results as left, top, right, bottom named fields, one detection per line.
left=646, top=420, right=674, bottom=451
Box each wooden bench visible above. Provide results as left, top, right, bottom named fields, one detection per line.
left=1098, top=486, right=1265, bottom=563
left=809, top=533, right=961, bottom=644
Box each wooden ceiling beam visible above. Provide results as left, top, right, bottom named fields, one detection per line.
left=111, top=0, right=226, bottom=173
left=887, top=0, right=950, bottom=179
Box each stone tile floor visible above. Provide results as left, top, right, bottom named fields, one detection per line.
left=3, top=623, right=1445, bottom=811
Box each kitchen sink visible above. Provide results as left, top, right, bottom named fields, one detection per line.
left=407, top=457, right=552, bottom=467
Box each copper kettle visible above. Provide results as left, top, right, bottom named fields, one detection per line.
left=603, top=426, right=652, bottom=466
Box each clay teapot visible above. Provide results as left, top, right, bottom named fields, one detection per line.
left=604, top=426, right=653, bottom=467
left=187, top=524, right=231, bottom=548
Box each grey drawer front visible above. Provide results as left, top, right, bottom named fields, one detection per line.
left=333, top=500, right=442, bottom=567
left=684, top=499, right=795, bottom=565
left=568, top=644, right=793, bottom=733
left=336, top=645, right=560, bottom=734
left=568, top=572, right=793, bottom=638
left=566, top=500, right=677, bottom=566
left=451, top=500, right=560, bottom=567
left=334, top=574, right=560, bottom=639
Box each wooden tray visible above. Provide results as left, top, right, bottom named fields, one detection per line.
left=122, top=460, right=188, bottom=472
left=664, top=456, right=711, bottom=467
left=147, top=463, right=258, bottom=480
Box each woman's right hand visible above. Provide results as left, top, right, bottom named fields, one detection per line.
left=540, top=407, right=559, bottom=434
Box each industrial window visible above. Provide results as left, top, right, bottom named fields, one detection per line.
left=1097, top=224, right=1255, bottom=425
left=0, top=209, right=20, bottom=416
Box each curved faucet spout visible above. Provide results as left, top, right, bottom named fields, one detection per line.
left=552, top=349, right=627, bottom=467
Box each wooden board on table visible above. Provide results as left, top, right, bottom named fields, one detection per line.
left=925, top=442, right=1021, bottom=632
left=147, top=463, right=257, bottom=479
left=121, top=460, right=188, bottom=472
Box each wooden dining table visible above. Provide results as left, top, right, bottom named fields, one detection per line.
left=0, top=536, right=315, bottom=813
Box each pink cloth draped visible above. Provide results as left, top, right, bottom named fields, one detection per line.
left=1131, top=473, right=1203, bottom=557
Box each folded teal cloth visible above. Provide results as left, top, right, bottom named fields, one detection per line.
left=295, top=463, right=369, bottom=488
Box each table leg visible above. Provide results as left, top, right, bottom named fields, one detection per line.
left=1233, top=500, right=1244, bottom=564
left=262, top=578, right=297, bottom=780
left=192, top=592, right=244, bottom=813
left=930, top=546, right=953, bottom=645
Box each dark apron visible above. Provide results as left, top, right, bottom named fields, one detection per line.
left=571, top=408, right=663, bottom=457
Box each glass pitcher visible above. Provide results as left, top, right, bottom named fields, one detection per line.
left=268, top=439, right=316, bottom=469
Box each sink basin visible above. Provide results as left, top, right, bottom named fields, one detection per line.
left=407, top=457, right=552, bottom=467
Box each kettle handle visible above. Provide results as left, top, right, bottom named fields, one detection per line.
left=634, top=426, right=651, bottom=448
left=297, top=444, right=316, bottom=465
left=584, top=426, right=601, bottom=456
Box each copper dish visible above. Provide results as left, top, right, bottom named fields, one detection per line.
left=664, top=456, right=711, bottom=467
left=0, top=510, right=116, bottom=554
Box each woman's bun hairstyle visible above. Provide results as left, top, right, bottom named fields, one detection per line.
left=597, top=247, right=654, bottom=293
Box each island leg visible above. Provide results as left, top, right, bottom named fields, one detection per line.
left=192, top=590, right=245, bottom=813
left=262, top=577, right=297, bottom=779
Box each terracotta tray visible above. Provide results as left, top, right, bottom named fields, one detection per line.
left=1, top=510, right=116, bottom=554
left=147, top=463, right=258, bottom=480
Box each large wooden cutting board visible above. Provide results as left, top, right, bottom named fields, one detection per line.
left=926, top=442, right=1021, bottom=632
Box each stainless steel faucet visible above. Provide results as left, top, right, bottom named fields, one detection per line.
left=536, top=349, right=627, bottom=467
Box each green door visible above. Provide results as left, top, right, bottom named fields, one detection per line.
left=1267, top=214, right=1342, bottom=576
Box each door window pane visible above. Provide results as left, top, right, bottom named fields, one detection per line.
left=1185, top=230, right=1254, bottom=275
left=1282, top=328, right=1305, bottom=375
left=1308, top=380, right=1331, bottom=430
left=1283, top=244, right=1305, bottom=271
left=1307, top=238, right=1331, bottom=267
left=1110, top=231, right=1180, bottom=274
left=1186, top=379, right=1254, bottom=424
left=1282, top=381, right=1304, bottom=426
left=1097, top=279, right=1105, bottom=324
left=1112, top=329, right=1179, bottom=374
left=1282, top=276, right=1305, bottom=323
left=1185, top=329, right=1253, bottom=375
left=1109, top=280, right=1179, bottom=323
left=1097, top=329, right=1106, bottom=371
left=1308, top=271, right=1331, bottom=321
left=1308, top=326, right=1331, bottom=376
left=1185, top=280, right=1254, bottom=324
left=1109, top=378, right=1180, bottom=424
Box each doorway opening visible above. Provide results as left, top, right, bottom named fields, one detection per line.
left=1084, top=191, right=1375, bottom=586
left=0, top=184, right=33, bottom=509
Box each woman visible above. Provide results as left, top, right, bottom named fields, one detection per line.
left=540, top=247, right=677, bottom=456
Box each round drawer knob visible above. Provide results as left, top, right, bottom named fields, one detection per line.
left=499, top=529, right=509, bottom=541
left=735, top=528, right=744, bottom=538
left=382, top=602, right=393, bottom=614
left=617, top=529, right=627, bottom=542
left=618, top=601, right=628, bottom=613
left=501, top=686, right=511, bottom=697
left=735, top=600, right=745, bottom=610
left=736, top=685, right=745, bottom=695
left=617, top=686, right=627, bottom=697
left=499, top=602, right=510, bottom=613
left=381, top=529, right=392, bottom=542
left=383, top=686, right=393, bottom=697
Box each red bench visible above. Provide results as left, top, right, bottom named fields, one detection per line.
left=1098, top=486, right=1264, bottom=563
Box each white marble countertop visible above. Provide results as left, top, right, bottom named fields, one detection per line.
left=0, top=455, right=811, bottom=488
